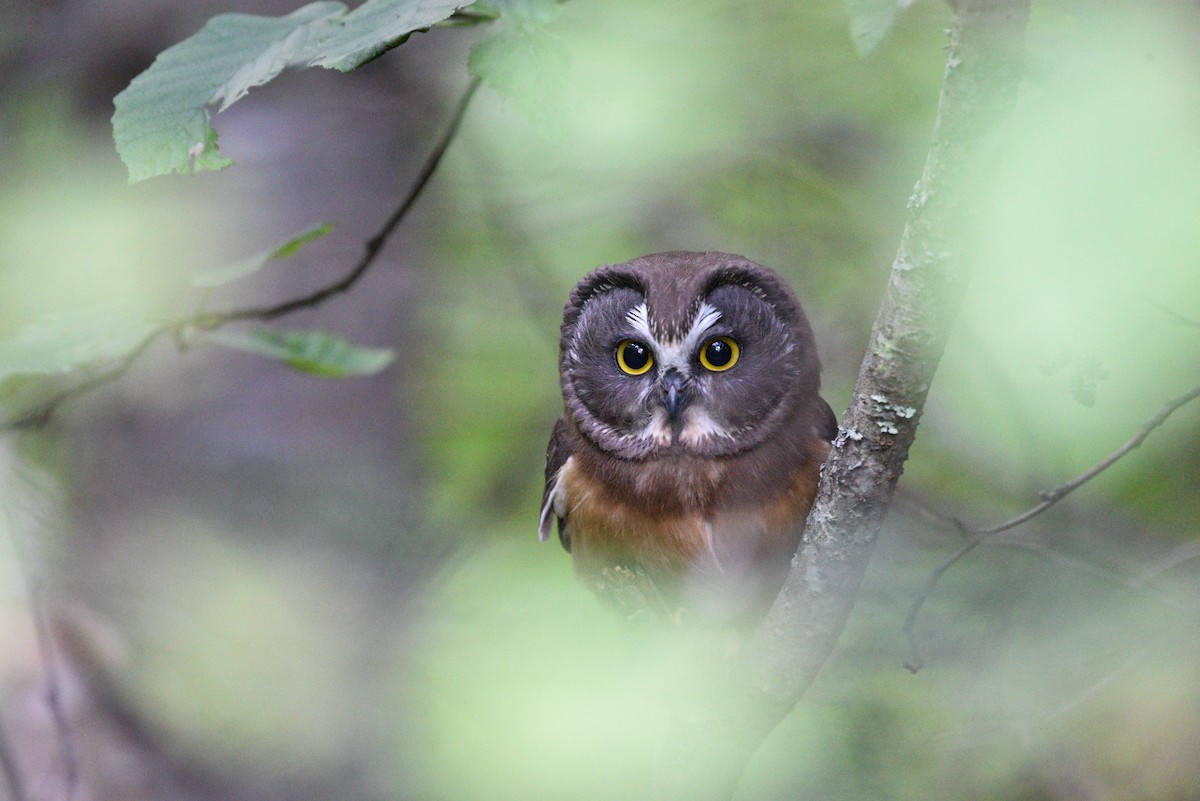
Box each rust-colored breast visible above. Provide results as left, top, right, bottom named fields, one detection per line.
left=558, top=439, right=828, bottom=610
left=559, top=457, right=707, bottom=582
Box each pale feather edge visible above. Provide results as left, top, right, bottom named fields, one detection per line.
left=538, top=457, right=570, bottom=542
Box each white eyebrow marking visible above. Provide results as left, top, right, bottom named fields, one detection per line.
left=678, top=302, right=722, bottom=354
left=624, top=301, right=723, bottom=374
left=656, top=302, right=723, bottom=372
left=626, top=302, right=654, bottom=344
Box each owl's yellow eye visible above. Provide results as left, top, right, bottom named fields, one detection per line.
left=616, top=339, right=654, bottom=375
left=699, top=336, right=739, bottom=372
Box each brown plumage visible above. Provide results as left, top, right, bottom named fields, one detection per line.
left=540, top=252, right=835, bottom=624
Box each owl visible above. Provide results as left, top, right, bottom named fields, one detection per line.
left=539, top=251, right=837, bottom=624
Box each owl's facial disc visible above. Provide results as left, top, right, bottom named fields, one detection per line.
left=561, top=253, right=822, bottom=462
left=563, top=272, right=807, bottom=460
left=623, top=302, right=739, bottom=449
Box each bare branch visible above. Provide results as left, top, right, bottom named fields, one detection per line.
left=931, top=633, right=1166, bottom=752
left=752, top=0, right=1030, bottom=707
left=1005, top=538, right=1187, bottom=612
left=894, top=488, right=972, bottom=534
left=0, top=77, right=481, bottom=801
left=1148, top=299, right=1200, bottom=330
left=976, top=383, right=1200, bottom=537
left=1136, top=538, right=1200, bottom=585
left=210, top=77, right=481, bottom=326
left=903, top=382, right=1200, bottom=671
left=2, top=327, right=169, bottom=434
left=0, top=79, right=481, bottom=436
left=902, top=535, right=981, bottom=672
left=2, top=453, right=76, bottom=801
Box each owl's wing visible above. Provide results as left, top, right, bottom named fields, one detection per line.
left=816, top=397, right=838, bottom=443
left=538, top=417, right=572, bottom=549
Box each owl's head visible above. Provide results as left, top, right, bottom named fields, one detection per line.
left=559, top=251, right=824, bottom=460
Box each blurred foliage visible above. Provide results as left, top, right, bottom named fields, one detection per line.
left=0, top=99, right=197, bottom=335
left=2, top=1, right=1199, bottom=801
left=189, top=221, right=334, bottom=289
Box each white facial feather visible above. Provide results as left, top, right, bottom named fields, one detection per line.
left=626, top=302, right=654, bottom=345
left=635, top=406, right=673, bottom=446
left=680, top=407, right=734, bottom=445
left=679, top=303, right=723, bottom=359
left=625, top=301, right=723, bottom=375
left=616, top=301, right=732, bottom=448
left=538, top=456, right=572, bottom=542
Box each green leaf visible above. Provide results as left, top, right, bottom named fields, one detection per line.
left=306, top=0, right=470, bottom=71
left=844, top=0, right=911, bottom=57
left=468, top=0, right=568, bottom=129
left=269, top=222, right=336, bottom=260
left=113, top=0, right=465, bottom=182
left=208, top=329, right=395, bottom=378
left=0, top=305, right=159, bottom=384
left=112, top=3, right=340, bottom=183
left=190, top=222, right=334, bottom=289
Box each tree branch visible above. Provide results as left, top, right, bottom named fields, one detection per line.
left=902, top=381, right=1200, bottom=670
left=981, top=383, right=1200, bottom=536
left=3, top=328, right=168, bottom=433
left=1136, top=538, right=1200, bottom=585
left=753, top=0, right=1030, bottom=711
left=1148, top=299, right=1200, bottom=330
left=0, top=78, right=480, bottom=435
left=0, top=75, right=480, bottom=801
left=207, top=77, right=481, bottom=326
left=656, top=2, right=1032, bottom=797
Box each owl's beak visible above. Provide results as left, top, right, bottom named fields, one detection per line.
left=660, top=369, right=689, bottom=423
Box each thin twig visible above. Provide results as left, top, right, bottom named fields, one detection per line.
left=930, top=632, right=1165, bottom=752
left=0, top=75, right=480, bottom=801
left=0, top=719, right=27, bottom=801
left=3, top=327, right=169, bottom=433
left=904, top=528, right=1192, bottom=672
left=975, top=382, right=1200, bottom=537
left=903, top=382, right=1200, bottom=671
left=3, top=454, right=77, bottom=801
left=1003, top=537, right=1185, bottom=612
left=894, top=489, right=972, bottom=535
left=902, top=536, right=980, bottom=672
left=211, top=77, right=481, bottom=325
left=0, top=78, right=482, bottom=436
left=1148, top=299, right=1200, bottom=330
left=1134, top=538, right=1200, bottom=585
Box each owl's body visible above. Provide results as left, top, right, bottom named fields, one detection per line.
left=541, top=252, right=835, bottom=622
